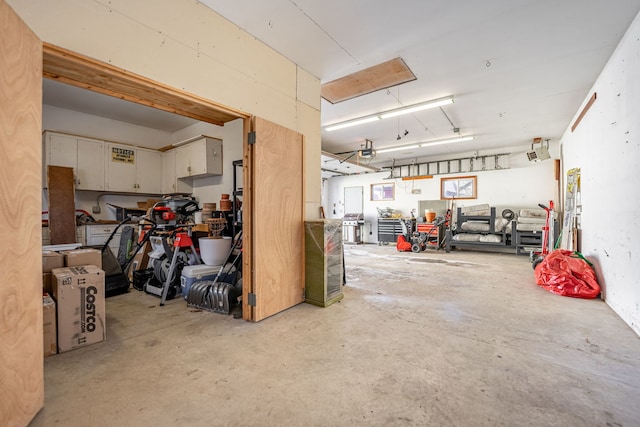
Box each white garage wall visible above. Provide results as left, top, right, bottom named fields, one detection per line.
left=325, top=150, right=557, bottom=244
left=560, top=12, right=640, bottom=335
left=43, top=105, right=173, bottom=149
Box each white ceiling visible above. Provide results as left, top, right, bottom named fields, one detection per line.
left=43, top=1, right=640, bottom=170
left=201, top=0, right=640, bottom=167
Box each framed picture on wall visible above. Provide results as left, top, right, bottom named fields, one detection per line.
left=371, top=183, right=395, bottom=201
left=441, top=176, right=477, bottom=199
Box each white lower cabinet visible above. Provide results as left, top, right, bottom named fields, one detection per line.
left=42, top=225, right=124, bottom=258
left=84, top=224, right=123, bottom=258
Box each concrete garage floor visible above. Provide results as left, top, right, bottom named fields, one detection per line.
left=31, top=244, right=640, bottom=426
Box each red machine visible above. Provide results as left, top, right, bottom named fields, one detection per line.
left=397, top=216, right=447, bottom=252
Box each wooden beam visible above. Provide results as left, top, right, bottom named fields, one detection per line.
left=42, top=43, right=249, bottom=125
left=571, top=92, right=597, bottom=132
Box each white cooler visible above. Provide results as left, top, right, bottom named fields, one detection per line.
left=180, top=264, right=220, bottom=299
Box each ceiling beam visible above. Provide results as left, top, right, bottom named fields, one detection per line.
left=42, top=43, right=248, bottom=125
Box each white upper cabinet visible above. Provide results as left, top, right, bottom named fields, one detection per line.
left=104, top=143, right=162, bottom=193
left=175, top=137, right=223, bottom=178
left=43, top=131, right=105, bottom=190
left=162, top=149, right=192, bottom=194
left=137, top=149, right=163, bottom=194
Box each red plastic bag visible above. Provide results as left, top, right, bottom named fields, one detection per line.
left=534, top=249, right=600, bottom=299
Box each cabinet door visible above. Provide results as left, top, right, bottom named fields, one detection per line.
left=46, top=133, right=77, bottom=169
left=162, top=149, right=177, bottom=193
left=105, top=143, right=136, bottom=192
left=163, top=149, right=192, bottom=194
left=45, top=133, right=76, bottom=187
left=76, top=137, right=104, bottom=190
left=136, top=148, right=162, bottom=194
left=175, top=144, right=192, bottom=178
left=188, top=138, right=207, bottom=175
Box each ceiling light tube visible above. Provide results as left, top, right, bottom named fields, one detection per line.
left=379, top=97, right=454, bottom=119
left=419, top=136, right=474, bottom=147
left=375, top=145, right=420, bottom=154
left=325, top=116, right=382, bottom=132
left=324, top=96, right=454, bottom=132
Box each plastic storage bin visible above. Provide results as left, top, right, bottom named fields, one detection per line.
left=180, top=264, right=219, bottom=299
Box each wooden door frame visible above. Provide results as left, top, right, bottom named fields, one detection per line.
left=42, top=43, right=258, bottom=319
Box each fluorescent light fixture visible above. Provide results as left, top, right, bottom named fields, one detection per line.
left=375, top=144, right=420, bottom=154
left=375, top=135, right=474, bottom=155
left=420, top=136, right=474, bottom=147
left=324, top=96, right=454, bottom=132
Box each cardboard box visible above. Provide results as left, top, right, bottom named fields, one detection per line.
left=61, top=248, right=102, bottom=269
left=43, top=294, right=57, bottom=357
left=43, top=273, right=52, bottom=295
left=52, top=265, right=106, bottom=353
left=42, top=250, right=64, bottom=273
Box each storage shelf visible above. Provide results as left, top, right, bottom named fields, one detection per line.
left=446, top=207, right=514, bottom=253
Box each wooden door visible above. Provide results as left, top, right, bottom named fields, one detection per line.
left=244, top=117, right=305, bottom=321
left=0, top=1, right=44, bottom=425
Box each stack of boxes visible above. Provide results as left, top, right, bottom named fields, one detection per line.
left=42, top=248, right=108, bottom=357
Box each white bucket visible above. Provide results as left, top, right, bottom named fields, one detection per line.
left=199, top=236, right=232, bottom=266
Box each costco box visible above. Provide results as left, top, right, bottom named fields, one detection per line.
left=61, top=248, right=102, bottom=269
left=43, top=294, right=57, bottom=357
left=42, top=250, right=64, bottom=273
left=52, top=265, right=106, bottom=353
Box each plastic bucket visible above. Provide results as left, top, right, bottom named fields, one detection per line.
left=199, top=236, right=232, bottom=266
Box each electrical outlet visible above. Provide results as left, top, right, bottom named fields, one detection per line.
left=92, top=205, right=101, bottom=214
left=411, top=189, right=422, bottom=194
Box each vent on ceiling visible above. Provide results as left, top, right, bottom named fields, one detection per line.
left=321, top=57, right=416, bottom=104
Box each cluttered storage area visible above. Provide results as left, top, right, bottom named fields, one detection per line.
left=40, top=81, right=317, bottom=357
